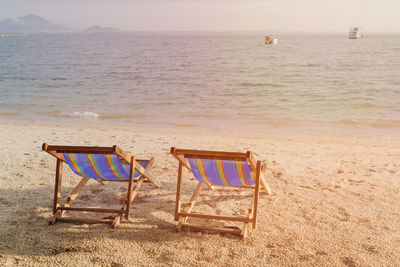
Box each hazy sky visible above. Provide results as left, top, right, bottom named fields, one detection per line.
left=1, top=0, right=399, bottom=32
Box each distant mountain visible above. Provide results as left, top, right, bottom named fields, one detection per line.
left=0, top=14, right=71, bottom=33
left=83, top=25, right=121, bottom=33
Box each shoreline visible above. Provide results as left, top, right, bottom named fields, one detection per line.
left=1, top=117, right=400, bottom=143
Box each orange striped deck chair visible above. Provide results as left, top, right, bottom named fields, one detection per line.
left=170, top=147, right=272, bottom=238
left=42, top=144, right=159, bottom=227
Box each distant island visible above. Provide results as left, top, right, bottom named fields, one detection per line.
left=0, top=14, right=71, bottom=33
left=83, top=25, right=121, bottom=33
left=0, top=14, right=122, bottom=34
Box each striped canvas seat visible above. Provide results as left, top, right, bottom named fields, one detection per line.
left=63, top=153, right=148, bottom=181
left=187, top=157, right=254, bottom=186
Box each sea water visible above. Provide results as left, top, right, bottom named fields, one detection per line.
left=0, top=33, right=399, bottom=136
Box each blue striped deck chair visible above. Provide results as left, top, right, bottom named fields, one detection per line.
left=170, top=147, right=271, bottom=238
left=42, top=144, right=159, bottom=227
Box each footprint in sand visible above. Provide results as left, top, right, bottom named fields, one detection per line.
left=347, top=178, right=366, bottom=185
left=342, top=256, right=357, bottom=267
left=337, top=207, right=350, bottom=222
left=90, top=187, right=104, bottom=194
left=208, top=202, right=218, bottom=209
left=315, top=250, right=328, bottom=256
left=238, top=208, right=247, bottom=216
left=80, top=195, right=91, bottom=201
left=362, top=244, right=379, bottom=254
left=300, top=185, right=316, bottom=190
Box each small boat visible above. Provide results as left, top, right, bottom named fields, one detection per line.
left=349, top=27, right=363, bottom=39
left=265, top=35, right=278, bottom=45
left=0, top=33, right=4, bottom=38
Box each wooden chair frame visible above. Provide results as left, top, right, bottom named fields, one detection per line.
left=42, top=143, right=159, bottom=228
left=170, top=147, right=271, bottom=238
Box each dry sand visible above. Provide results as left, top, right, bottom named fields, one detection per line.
left=0, top=120, right=399, bottom=266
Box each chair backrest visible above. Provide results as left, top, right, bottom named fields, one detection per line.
left=42, top=144, right=147, bottom=181
left=187, top=157, right=254, bottom=186
left=171, top=148, right=258, bottom=187
left=64, top=153, right=148, bottom=181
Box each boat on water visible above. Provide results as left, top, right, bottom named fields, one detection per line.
left=349, top=27, right=363, bottom=39
left=265, top=35, right=278, bottom=45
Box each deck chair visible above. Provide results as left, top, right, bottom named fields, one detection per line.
left=42, top=143, right=159, bottom=227
left=170, top=147, right=272, bottom=238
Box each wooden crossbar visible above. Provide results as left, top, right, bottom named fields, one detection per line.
left=56, top=207, right=125, bottom=214
left=42, top=143, right=131, bottom=163
left=56, top=217, right=115, bottom=225
left=206, top=185, right=255, bottom=190
left=177, top=212, right=253, bottom=223
left=184, top=155, right=248, bottom=162
left=171, top=147, right=248, bottom=159
left=44, top=144, right=116, bottom=153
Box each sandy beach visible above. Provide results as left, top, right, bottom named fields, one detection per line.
left=0, top=119, right=398, bottom=266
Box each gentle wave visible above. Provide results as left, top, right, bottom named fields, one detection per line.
left=0, top=112, right=21, bottom=116
left=170, top=123, right=198, bottom=127
left=100, top=113, right=153, bottom=119
left=240, top=82, right=285, bottom=88
left=333, top=119, right=400, bottom=128
left=333, top=119, right=359, bottom=125
left=368, top=120, right=400, bottom=128
left=38, top=111, right=157, bottom=121
left=38, top=111, right=99, bottom=120
left=62, top=111, right=99, bottom=120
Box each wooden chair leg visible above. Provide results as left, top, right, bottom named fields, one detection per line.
left=53, top=159, right=63, bottom=214
left=175, top=162, right=183, bottom=221
left=112, top=216, right=121, bottom=228
left=260, top=163, right=272, bottom=195
left=177, top=182, right=203, bottom=231
left=50, top=212, right=61, bottom=225
left=118, top=176, right=145, bottom=223
left=126, top=156, right=135, bottom=220
left=252, top=161, right=261, bottom=229
left=240, top=198, right=255, bottom=238
left=260, top=174, right=272, bottom=195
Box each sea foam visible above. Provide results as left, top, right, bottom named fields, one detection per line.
left=63, top=111, right=99, bottom=120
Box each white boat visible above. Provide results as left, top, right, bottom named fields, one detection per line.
left=349, top=27, right=363, bottom=39
left=265, top=35, right=278, bottom=45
